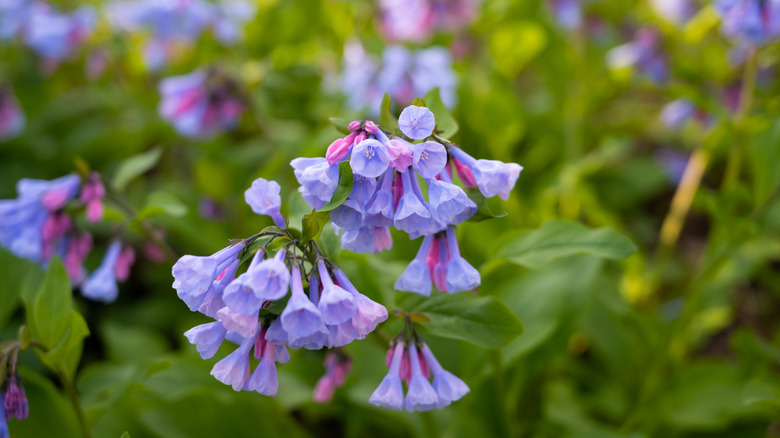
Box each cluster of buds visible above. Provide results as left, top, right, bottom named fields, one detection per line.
left=175, top=178, right=387, bottom=396
left=371, top=317, right=468, bottom=411
left=0, top=172, right=137, bottom=302
left=158, top=67, right=246, bottom=138
left=0, top=87, right=24, bottom=141
left=0, top=1, right=95, bottom=67
left=108, top=0, right=256, bottom=70
left=292, top=104, right=522, bottom=295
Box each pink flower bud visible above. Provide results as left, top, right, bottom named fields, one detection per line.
left=114, top=246, right=135, bottom=281
left=348, top=120, right=362, bottom=131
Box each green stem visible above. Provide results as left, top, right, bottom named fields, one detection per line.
left=57, top=368, right=91, bottom=438
left=722, top=49, right=758, bottom=189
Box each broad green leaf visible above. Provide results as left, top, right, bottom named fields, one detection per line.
left=318, top=224, right=341, bottom=263
left=301, top=209, right=330, bottom=243
left=29, top=257, right=73, bottom=349
left=466, top=189, right=507, bottom=222
left=40, top=311, right=90, bottom=379
left=112, top=147, right=163, bottom=192
left=411, top=97, right=426, bottom=107
left=490, top=21, right=546, bottom=77
left=0, top=248, right=35, bottom=327
left=319, top=161, right=353, bottom=211
left=496, top=220, right=637, bottom=269
left=329, top=117, right=352, bottom=135
left=743, top=378, right=780, bottom=413
left=137, top=191, right=188, bottom=220
left=396, top=292, right=524, bottom=348
left=380, top=92, right=399, bottom=133
left=424, top=87, right=458, bottom=138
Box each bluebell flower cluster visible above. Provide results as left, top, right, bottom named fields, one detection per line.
left=715, top=0, right=780, bottom=46
left=0, top=1, right=95, bottom=65
left=0, top=173, right=137, bottom=303
left=0, top=87, right=24, bottom=141
left=341, top=41, right=457, bottom=112
left=108, top=0, right=256, bottom=70
left=377, top=0, right=480, bottom=43
left=370, top=327, right=469, bottom=411
left=158, top=67, right=245, bottom=138
left=175, top=179, right=388, bottom=395
left=606, top=28, right=668, bottom=83
left=292, top=104, right=522, bottom=295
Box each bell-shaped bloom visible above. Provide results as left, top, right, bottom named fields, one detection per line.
left=291, top=157, right=340, bottom=208
left=350, top=174, right=377, bottom=204
left=431, top=235, right=449, bottom=291
left=197, top=259, right=240, bottom=318
left=184, top=321, right=227, bottom=359
left=365, top=171, right=395, bottom=227
left=245, top=178, right=286, bottom=228
left=173, top=243, right=243, bottom=309
left=81, top=241, right=123, bottom=303
left=404, top=343, right=439, bottom=411
left=158, top=69, right=245, bottom=138
left=244, top=340, right=278, bottom=396
left=3, top=373, right=29, bottom=420
left=395, top=235, right=434, bottom=295
left=427, top=178, right=476, bottom=225
left=340, top=226, right=375, bottom=253
left=210, top=331, right=256, bottom=391
left=393, top=171, right=434, bottom=234
left=0, top=87, right=25, bottom=141
left=369, top=342, right=405, bottom=410
left=317, top=260, right=356, bottom=324
left=420, top=343, right=469, bottom=407
left=222, top=249, right=267, bottom=314
left=248, top=249, right=290, bottom=301
left=444, top=227, right=480, bottom=292
left=386, top=138, right=415, bottom=172
left=413, top=141, right=447, bottom=178
left=0, top=395, right=7, bottom=438
left=327, top=320, right=360, bottom=348
left=281, top=264, right=327, bottom=341
left=715, top=0, right=780, bottom=46
left=449, top=146, right=522, bottom=201
left=330, top=198, right=366, bottom=231
left=333, top=269, right=388, bottom=337
left=351, top=139, right=390, bottom=178
left=216, top=306, right=259, bottom=339
left=399, top=105, right=435, bottom=140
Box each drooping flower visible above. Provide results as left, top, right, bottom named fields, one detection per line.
left=81, top=240, right=124, bottom=303
left=244, top=338, right=278, bottom=396
left=291, top=157, right=340, bottom=210
left=158, top=68, right=245, bottom=138
left=404, top=343, right=439, bottom=411
left=448, top=146, right=522, bottom=201
left=184, top=321, right=227, bottom=359
left=317, top=260, right=357, bottom=325
left=419, top=343, right=469, bottom=408
left=369, top=342, right=405, bottom=410
left=3, top=373, right=29, bottom=421
left=172, top=243, right=244, bottom=310
left=210, top=329, right=256, bottom=391
left=244, top=178, right=286, bottom=229
left=395, top=235, right=434, bottom=295
left=280, top=264, right=327, bottom=343
left=444, top=227, right=480, bottom=293
left=24, top=5, right=95, bottom=65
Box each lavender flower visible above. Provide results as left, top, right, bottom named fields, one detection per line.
left=317, top=260, right=356, bottom=325
left=395, top=235, right=434, bottom=296
left=280, top=264, right=327, bottom=342
left=211, top=330, right=256, bottom=391
left=369, top=342, right=405, bottom=410
left=715, top=0, right=780, bottom=46
left=245, top=178, right=286, bottom=228
left=158, top=68, right=245, bottom=138
left=291, top=157, right=340, bottom=210
left=420, top=343, right=469, bottom=407
left=3, top=373, right=28, bottom=420
left=549, top=0, right=582, bottom=30
left=81, top=240, right=123, bottom=303
left=404, top=343, right=438, bottom=411
left=399, top=106, right=435, bottom=140
left=444, top=227, right=480, bottom=292
left=448, top=146, right=522, bottom=201
left=24, top=5, right=95, bottom=64
left=184, top=321, right=228, bottom=359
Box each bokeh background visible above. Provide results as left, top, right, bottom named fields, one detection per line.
left=2, top=0, right=780, bottom=437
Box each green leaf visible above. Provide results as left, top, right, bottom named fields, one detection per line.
left=466, top=189, right=507, bottom=222
left=29, top=257, right=73, bottom=349
left=743, top=378, right=780, bottom=412
left=318, top=224, right=341, bottom=263
left=396, top=292, right=524, bottom=348
left=411, top=97, right=427, bottom=107
left=329, top=117, right=352, bottom=135
left=121, top=432, right=131, bottom=438
left=380, top=93, right=399, bottom=133
left=319, top=161, right=353, bottom=212
left=496, top=220, right=637, bottom=269
left=112, top=147, right=163, bottom=192
left=423, top=87, right=458, bottom=138
left=301, top=209, right=330, bottom=243
left=136, top=191, right=188, bottom=220
left=40, top=311, right=90, bottom=379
